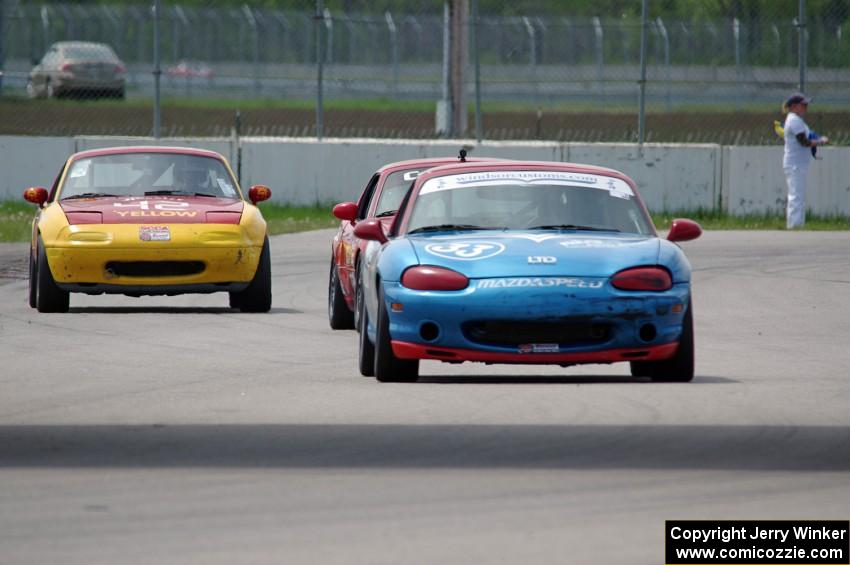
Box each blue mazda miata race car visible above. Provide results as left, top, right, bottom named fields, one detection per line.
left=353, top=160, right=702, bottom=383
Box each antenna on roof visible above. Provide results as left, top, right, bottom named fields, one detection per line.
left=458, top=149, right=467, bottom=162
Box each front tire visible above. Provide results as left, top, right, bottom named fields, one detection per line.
left=328, top=259, right=354, bottom=329
left=374, top=288, right=419, bottom=383
left=630, top=300, right=694, bottom=382
left=235, top=237, right=272, bottom=313
left=358, top=291, right=375, bottom=377
left=353, top=259, right=363, bottom=332
left=28, top=244, right=38, bottom=308
left=36, top=237, right=69, bottom=313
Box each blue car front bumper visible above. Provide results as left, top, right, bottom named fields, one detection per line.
left=381, top=277, right=690, bottom=364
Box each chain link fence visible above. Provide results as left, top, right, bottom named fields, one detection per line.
left=0, top=0, right=848, bottom=143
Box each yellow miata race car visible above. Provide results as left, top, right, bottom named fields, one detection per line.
left=24, top=146, right=273, bottom=313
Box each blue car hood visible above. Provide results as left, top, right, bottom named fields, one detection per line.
left=407, top=231, right=661, bottom=278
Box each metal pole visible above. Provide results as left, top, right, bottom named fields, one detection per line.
left=472, top=0, right=482, bottom=143
left=41, top=6, right=49, bottom=56
left=523, top=16, right=536, bottom=66
left=153, top=0, right=162, bottom=139
left=798, top=0, right=806, bottom=92
left=439, top=1, right=451, bottom=137
left=638, top=0, right=648, bottom=144
left=449, top=0, right=468, bottom=137
left=315, top=0, right=324, bottom=140
left=242, top=5, right=260, bottom=97
left=324, top=7, right=332, bottom=64
left=385, top=11, right=398, bottom=96
left=0, top=0, right=6, bottom=96
left=592, top=17, right=604, bottom=100
left=656, top=17, right=670, bottom=111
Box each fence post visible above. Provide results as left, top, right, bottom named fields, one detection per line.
left=438, top=1, right=451, bottom=137
left=638, top=0, right=648, bottom=144
left=315, top=0, right=324, bottom=140
left=592, top=16, right=604, bottom=100
left=385, top=11, right=398, bottom=96
left=324, top=8, right=333, bottom=64
left=153, top=0, right=161, bottom=139
left=798, top=0, right=807, bottom=92
left=656, top=17, right=670, bottom=110
left=771, top=23, right=780, bottom=66
left=0, top=0, right=5, bottom=96
left=40, top=5, right=50, bottom=53
left=472, top=0, right=482, bottom=143
left=732, top=17, right=741, bottom=67
left=449, top=0, right=468, bottom=137
left=523, top=16, right=536, bottom=66
left=242, top=5, right=260, bottom=97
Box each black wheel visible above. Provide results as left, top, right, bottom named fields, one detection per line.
left=28, top=243, right=38, bottom=309
left=374, top=288, right=419, bottom=383
left=236, top=237, right=272, bottom=313
left=358, top=290, right=375, bottom=377
left=328, top=258, right=354, bottom=330
left=630, top=300, right=694, bottom=382
left=228, top=291, right=242, bottom=309
left=35, top=237, right=69, bottom=313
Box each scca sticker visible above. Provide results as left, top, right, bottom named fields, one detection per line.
left=424, top=241, right=505, bottom=261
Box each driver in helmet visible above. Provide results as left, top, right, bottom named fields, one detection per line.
left=172, top=159, right=212, bottom=193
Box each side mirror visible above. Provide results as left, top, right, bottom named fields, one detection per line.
left=248, top=185, right=271, bottom=204
left=667, top=218, right=702, bottom=242
left=332, top=201, right=358, bottom=222
left=353, top=218, right=388, bottom=244
left=23, top=186, right=49, bottom=207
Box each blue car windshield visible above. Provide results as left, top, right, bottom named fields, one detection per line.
left=406, top=171, right=653, bottom=235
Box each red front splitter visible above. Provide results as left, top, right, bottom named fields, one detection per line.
left=391, top=341, right=679, bottom=365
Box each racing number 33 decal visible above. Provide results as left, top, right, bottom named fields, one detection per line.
left=424, top=241, right=506, bottom=261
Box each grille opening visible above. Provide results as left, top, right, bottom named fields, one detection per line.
left=463, top=320, right=611, bottom=348
left=420, top=322, right=440, bottom=342
left=622, top=351, right=650, bottom=358
left=639, top=323, right=657, bottom=342
left=105, top=261, right=205, bottom=278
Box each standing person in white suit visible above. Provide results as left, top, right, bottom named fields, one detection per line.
left=782, top=93, right=829, bottom=229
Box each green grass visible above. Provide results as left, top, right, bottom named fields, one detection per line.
left=0, top=94, right=441, bottom=114
left=3, top=201, right=849, bottom=243
left=651, top=209, right=850, bottom=230
left=0, top=202, right=35, bottom=243
left=7, top=94, right=791, bottom=116
left=258, top=203, right=339, bottom=235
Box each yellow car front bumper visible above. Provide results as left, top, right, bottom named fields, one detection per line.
left=43, top=222, right=264, bottom=290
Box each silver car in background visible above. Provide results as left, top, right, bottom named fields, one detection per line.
left=27, top=41, right=126, bottom=99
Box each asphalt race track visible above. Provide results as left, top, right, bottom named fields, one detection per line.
left=1, top=230, right=849, bottom=564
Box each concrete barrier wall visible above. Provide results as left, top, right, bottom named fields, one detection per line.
left=2, top=135, right=850, bottom=217
left=239, top=138, right=562, bottom=206
left=564, top=143, right=719, bottom=211
left=0, top=136, right=75, bottom=200
left=240, top=138, right=718, bottom=210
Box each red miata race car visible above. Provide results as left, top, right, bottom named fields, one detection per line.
left=328, top=152, right=497, bottom=330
